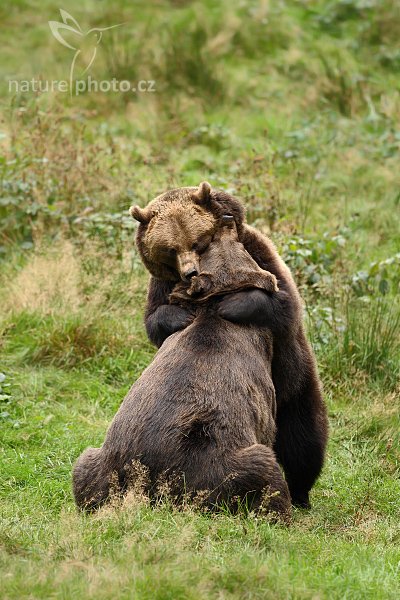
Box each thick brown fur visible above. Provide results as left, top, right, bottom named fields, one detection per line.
left=132, top=183, right=329, bottom=508
left=73, top=223, right=292, bottom=520
left=170, top=218, right=278, bottom=302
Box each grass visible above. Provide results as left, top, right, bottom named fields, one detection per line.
left=0, top=0, right=399, bottom=598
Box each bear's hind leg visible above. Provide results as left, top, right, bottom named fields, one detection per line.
left=274, top=376, right=328, bottom=509
left=218, top=444, right=292, bottom=521
left=72, top=447, right=113, bottom=511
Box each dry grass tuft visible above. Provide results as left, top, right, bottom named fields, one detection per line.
left=3, top=240, right=81, bottom=315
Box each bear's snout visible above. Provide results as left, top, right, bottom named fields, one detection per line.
left=184, top=267, right=198, bottom=280
left=177, top=251, right=200, bottom=282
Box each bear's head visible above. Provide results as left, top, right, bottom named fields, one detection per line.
left=129, top=182, right=245, bottom=281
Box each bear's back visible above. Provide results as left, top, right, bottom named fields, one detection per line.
left=104, top=310, right=276, bottom=483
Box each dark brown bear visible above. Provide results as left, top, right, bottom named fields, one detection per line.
left=130, top=182, right=328, bottom=508
left=73, top=216, right=291, bottom=520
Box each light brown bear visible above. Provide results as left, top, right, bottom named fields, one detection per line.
left=130, top=182, right=328, bottom=509
left=73, top=215, right=291, bottom=520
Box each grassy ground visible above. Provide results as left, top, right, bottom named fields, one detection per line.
left=1, top=1, right=399, bottom=598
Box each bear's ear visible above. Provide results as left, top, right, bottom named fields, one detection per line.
left=129, top=205, right=153, bottom=224
left=192, top=181, right=212, bottom=206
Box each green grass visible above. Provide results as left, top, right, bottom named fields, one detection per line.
left=0, top=0, right=399, bottom=598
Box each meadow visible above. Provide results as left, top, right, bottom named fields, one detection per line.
left=0, top=1, right=399, bottom=598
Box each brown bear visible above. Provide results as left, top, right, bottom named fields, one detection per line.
left=170, top=216, right=279, bottom=303
left=73, top=216, right=291, bottom=520
left=130, top=182, right=328, bottom=508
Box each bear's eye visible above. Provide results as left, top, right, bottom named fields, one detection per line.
left=159, top=247, right=176, bottom=258
left=192, top=236, right=211, bottom=254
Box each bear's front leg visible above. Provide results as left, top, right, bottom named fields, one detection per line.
left=146, top=305, right=194, bottom=347
left=217, top=288, right=297, bottom=336
left=145, top=277, right=195, bottom=347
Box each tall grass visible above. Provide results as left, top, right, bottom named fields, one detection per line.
left=309, top=294, right=399, bottom=391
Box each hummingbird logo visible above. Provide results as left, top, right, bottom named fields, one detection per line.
left=49, top=9, right=122, bottom=93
